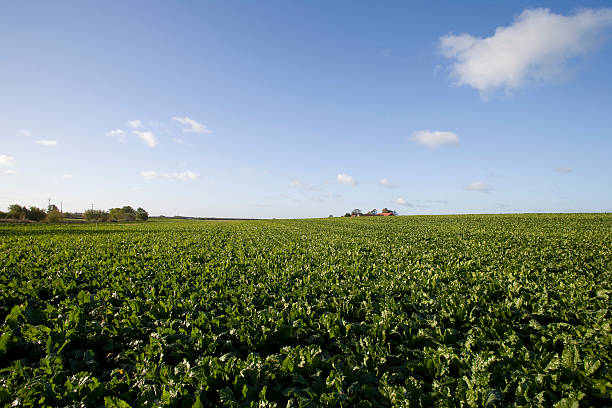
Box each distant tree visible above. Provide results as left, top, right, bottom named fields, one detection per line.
left=0, top=211, right=6, bottom=219
left=109, top=206, right=137, bottom=222
left=46, top=209, right=63, bottom=223
left=109, top=208, right=122, bottom=221
left=368, top=209, right=377, bottom=215
left=7, top=204, right=27, bottom=220
left=351, top=209, right=362, bottom=216
left=121, top=206, right=137, bottom=220
left=48, top=204, right=59, bottom=212
left=26, top=206, right=47, bottom=221
left=328, top=214, right=334, bottom=218
left=136, top=207, right=149, bottom=221
left=344, top=213, right=351, bottom=217
left=84, top=209, right=109, bottom=222
left=381, top=207, right=391, bottom=214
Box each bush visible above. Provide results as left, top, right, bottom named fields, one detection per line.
left=109, top=207, right=135, bottom=222
left=0, top=211, right=6, bottom=219
left=26, top=206, right=47, bottom=222
left=7, top=204, right=27, bottom=220
left=109, top=206, right=148, bottom=222
left=136, top=207, right=149, bottom=221
left=46, top=209, right=64, bottom=223
left=84, top=209, right=109, bottom=222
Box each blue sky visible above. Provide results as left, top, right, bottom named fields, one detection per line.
left=2, top=1, right=612, bottom=218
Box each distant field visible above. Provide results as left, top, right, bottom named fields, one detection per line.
left=1, top=214, right=611, bottom=406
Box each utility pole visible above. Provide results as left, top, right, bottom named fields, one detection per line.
left=60, top=201, right=63, bottom=214
left=48, top=198, right=51, bottom=210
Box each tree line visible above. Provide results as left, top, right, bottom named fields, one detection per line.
left=0, top=204, right=148, bottom=223
left=84, top=206, right=148, bottom=222
left=342, top=208, right=397, bottom=217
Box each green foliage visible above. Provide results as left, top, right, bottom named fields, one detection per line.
left=136, top=207, right=149, bottom=221
left=0, top=214, right=610, bottom=406
left=45, top=209, right=63, bottom=223
left=26, top=206, right=47, bottom=222
left=84, top=209, right=110, bottom=222
left=7, top=204, right=27, bottom=220
left=109, top=206, right=143, bottom=222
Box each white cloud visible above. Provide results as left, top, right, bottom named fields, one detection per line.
left=107, top=129, right=127, bottom=143
left=36, top=140, right=57, bottom=146
left=172, top=116, right=212, bottom=134
left=2, top=169, right=17, bottom=175
left=140, top=170, right=200, bottom=181
left=132, top=131, right=158, bottom=147
left=379, top=178, right=399, bottom=188
left=289, top=179, right=321, bottom=191
left=166, top=171, right=199, bottom=181
left=337, top=173, right=357, bottom=186
left=172, top=137, right=184, bottom=144
left=439, top=8, right=612, bottom=94
left=17, top=129, right=31, bottom=137
left=411, top=130, right=459, bottom=148
left=555, top=167, right=573, bottom=173
left=128, top=120, right=142, bottom=129
left=0, top=155, right=17, bottom=167
left=393, top=197, right=412, bottom=206
left=467, top=181, right=490, bottom=193
left=62, top=174, right=73, bottom=179
left=141, top=170, right=157, bottom=180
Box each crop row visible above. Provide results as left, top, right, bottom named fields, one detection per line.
left=0, top=214, right=610, bottom=406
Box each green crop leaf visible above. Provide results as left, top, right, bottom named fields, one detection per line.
left=104, top=396, right=132, bottom=408
left=553, top=398, right=579, bottom=408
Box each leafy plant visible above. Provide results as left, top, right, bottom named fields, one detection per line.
left=0, top=214, right=610, bottom=406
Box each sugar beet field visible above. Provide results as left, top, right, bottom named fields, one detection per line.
left=0, top=214, right=611, bottom=407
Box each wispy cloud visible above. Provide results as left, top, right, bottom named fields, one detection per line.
left=128, top=120, right=142, bottom=129
left=379, top=178, right=399, bottom=188
left=106, top=129, right=127, bottom=143
left=467, top=181, right=490, bottom=193
left=439, top=8, right=612, bottom=94
left=132, top=131, right=158, bottom=147
left=280, top=194, right=301, bottom=203
left=0, top=155, right=17, bottom=167
left=393, top=197, right=413, bottom=206
left=36, top=140, right=57, bottom=146
left=171, top=137, right=184, bottom=144
left=337, top=173, right=358, bottom=186
left=140, top=170, right=157, bottom=180
left=2, top=169, right=17, bottom=175
left=17, top=129, right=31, bottom=137
left=289, top=179, right=321, bottom=191
left=411, top=130, right=459, bottom=148
left=140, top=170, right=200, bottom=181
left=172, top=116, right=212, bottom=135
left=167, top=171, right=200, bottom=181
left=555, top=167, right=573, bottom=173
left=62, top=174, right=73, bottom=179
